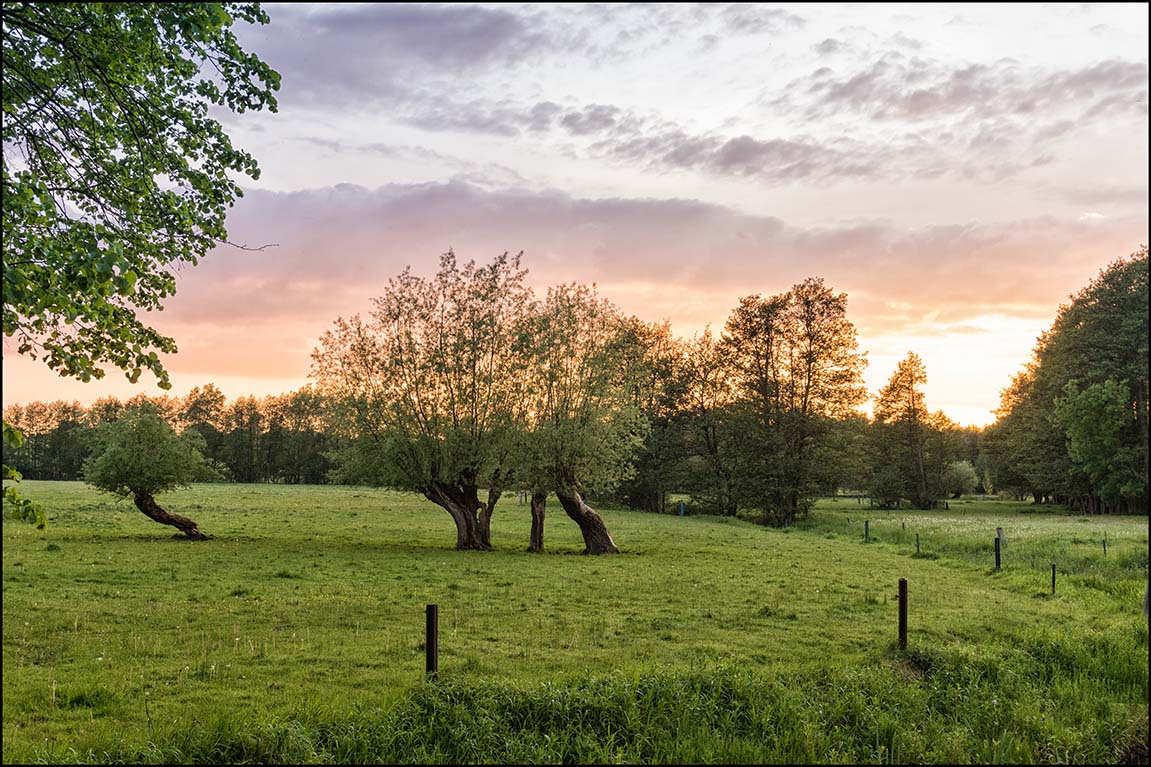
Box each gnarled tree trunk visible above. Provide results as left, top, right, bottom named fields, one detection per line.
left=424, top=482, right=490, bottom=550
left=555, top=488, right=619, bottom=554
left=132, top=491, right=208, bottom=540
left=528, top=491, right=547, bottom=552
left=477, top=486, right=501, bottom=549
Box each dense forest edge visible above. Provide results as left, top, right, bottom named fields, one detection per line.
left=4, top=248, right=1147, bottom=537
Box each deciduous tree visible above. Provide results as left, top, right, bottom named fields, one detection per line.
left=313, top=252, right=530, bottom=550
left=514, top=284, right=644, bottom=554
left=722, top=278, right=867, bottom=525
left=990, top=247, right=1148, bottom=513
left=2, top=2, right=279, bottom=526
left=83, top=406, right=215, bottom=539
left=870, top=352, right=931, bottom=508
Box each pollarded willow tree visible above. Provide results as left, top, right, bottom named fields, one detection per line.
left=514, top=283, right=646, bottom=554
left=312, top=251, right=531, bottom=550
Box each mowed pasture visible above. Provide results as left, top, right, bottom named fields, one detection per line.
left=3, top=482, right=1148, bottom=764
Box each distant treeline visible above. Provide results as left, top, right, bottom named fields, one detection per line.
left=3, top=386, right=333, bottom=486
left=3, top=249, right=1146, bottom=519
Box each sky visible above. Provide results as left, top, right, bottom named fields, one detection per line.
left=3, top=2, right=1148, bottom=426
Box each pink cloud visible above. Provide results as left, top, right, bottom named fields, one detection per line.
left=4, top=181, right=1146, bottom=423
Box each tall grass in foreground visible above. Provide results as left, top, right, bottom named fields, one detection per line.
left=23, top=630, right=1148, bottom=764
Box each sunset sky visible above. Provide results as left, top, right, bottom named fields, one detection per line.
left=3, top=2, right=1148, bottom=426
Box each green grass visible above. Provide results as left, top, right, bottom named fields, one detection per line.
left=3, top=481, right=1148, bottom=763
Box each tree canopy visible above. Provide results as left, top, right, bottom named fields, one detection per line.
left=84, top=406, right=210, bottom=499
left=2, top=2, right=278, bottom=528
left=2, top=2, right=279, bottom=386
left=986, top=247, right=1148, bottom=513
left=83, top=405, right=215, bottom=538
left=869, top=352, right=962, bottom=509
left=313, top=251, right=532, bottom=550
left=515, top=283, right=647, bottom=553
left=720, top=277, right=867, bottom=524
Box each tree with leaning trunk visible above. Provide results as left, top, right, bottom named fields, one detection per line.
left=514, top=284, right=646, bottom=554
left=312, top=251, right=530, bottom=550
left=82, top=406, right=215, bottom=539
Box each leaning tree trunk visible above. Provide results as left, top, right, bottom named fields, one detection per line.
left=424, top=483, right=490, bottom=551
left=132, top=491, right=209, bottom=540
left=555, top=488, right=619, bottom=554
left=528, top=491, right=547, bottom=552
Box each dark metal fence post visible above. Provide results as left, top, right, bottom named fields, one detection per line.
left=1051, top=563, right=1056, bottom=595
left=915, top=533, right=920, bottom=554
left=994, top=537, right=1001, bottom=570
left=865, top=520, right=870, bottom=543
left=898, top=578, right=907, bottom=651
left=425, top=604, right=438, bottom=677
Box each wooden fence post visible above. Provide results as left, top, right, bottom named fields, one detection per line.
left=425, top=604, right=438, bottom=678
left=898, top=578, right=908, bottom=651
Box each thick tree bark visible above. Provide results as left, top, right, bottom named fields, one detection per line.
left=132, top=491, right=208, bottom=540
left=555, top=489, right=619, bottom=554
left=423, top=482, right=490, bottom=551
left=477, top=487, right=501, bottom=549
left=528, top=491, right=547, bottom=552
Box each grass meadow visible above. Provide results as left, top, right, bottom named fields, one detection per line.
left=3, top=481, right=1148, bottom=764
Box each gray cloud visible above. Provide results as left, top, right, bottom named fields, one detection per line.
left=814, top=38, right=842, bottom=55
left=130, top=181, right=1146, bottom=381
left=777, top=54, right=1148, bottom=125
left=397, top=96, right=649, bottom=140
left=535, top=4, right=803, bottom=67
left=400, top=99, right=633, bottom=139
left=240, top=3, right=552, bottom=109
left=401, top=101, right=526, bottom=137
left=597, top=130, right=888, bottom=183
left=559, top=104, right=624, bottom=136
left=172, top=180, right=1146, bottom=327
left=242, top=3, right=815, bottom=117
left=387, top=90, right=1068, bottom=185
left=719, top=5, right=805, bottom=35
